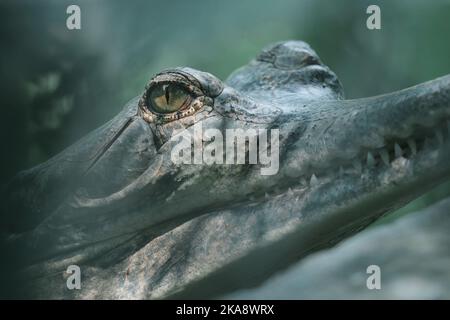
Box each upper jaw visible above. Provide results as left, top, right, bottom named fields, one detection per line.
left=216, top=73, right=450, bottom=227
left=253, top=74, right=450, bottom=233
left=150, top=73, right=450, bottom=210
left=279, top=74, right=450, bottom=177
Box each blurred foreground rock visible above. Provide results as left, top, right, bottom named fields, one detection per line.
left=226, top=197, right=450, bottom=299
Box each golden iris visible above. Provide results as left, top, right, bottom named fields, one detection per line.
left=148, top=83, right=192, bottom=113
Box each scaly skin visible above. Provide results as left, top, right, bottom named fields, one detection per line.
left=1, top=41, right=449, bottom=299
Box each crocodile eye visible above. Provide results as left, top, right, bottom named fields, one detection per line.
left=148, top=83, right=192, bottom=114
left=140, top=70, right=217, bottom=124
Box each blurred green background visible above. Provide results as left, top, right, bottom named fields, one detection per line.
left=0, top=0, right=449, bottom=222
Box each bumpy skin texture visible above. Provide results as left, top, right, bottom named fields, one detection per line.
left=1, top=40, right=450, bottom=299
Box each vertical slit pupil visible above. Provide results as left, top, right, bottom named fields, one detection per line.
left=164, top=85, right=170, bottom=105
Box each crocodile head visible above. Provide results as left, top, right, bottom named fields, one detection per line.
left=2, top=40, right=450, bottom=298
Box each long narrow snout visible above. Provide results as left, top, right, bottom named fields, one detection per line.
left=282, top=74, right=450, bottom=177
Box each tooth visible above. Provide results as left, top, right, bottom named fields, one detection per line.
left=265, top=193, right=270, bottom=199
left=287, top=188, right=294, bottom=196
left=407, top=138, right=417, bottom=155
left=310, top=174, right=318, bottom=186
left=394, top=143, right=403, bottom=158
left=366, top=152, right=376, bottom=167
left=353, top=159, right=362, bottom=174
left=379, top=149, right=389, bottom=166
left=435, top=129, right=444, bottom=145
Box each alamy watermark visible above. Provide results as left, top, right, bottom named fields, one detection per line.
left=66, top=5, right=81, bottom=30
left=366, top=5, right=381, bottom=30
left=366, top=264, right=381, bottom=290
left=170, top=122, right=280, bottom=176
left=65, top=4, right=381, bottom=32
left=66, top=264, right=81, bottom=290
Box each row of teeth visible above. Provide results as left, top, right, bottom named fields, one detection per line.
left=262, top=121, right=450, bottom=200
left=317, top=123, right=449, bottom=183
left=363, top=124, right=447, bottom=166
